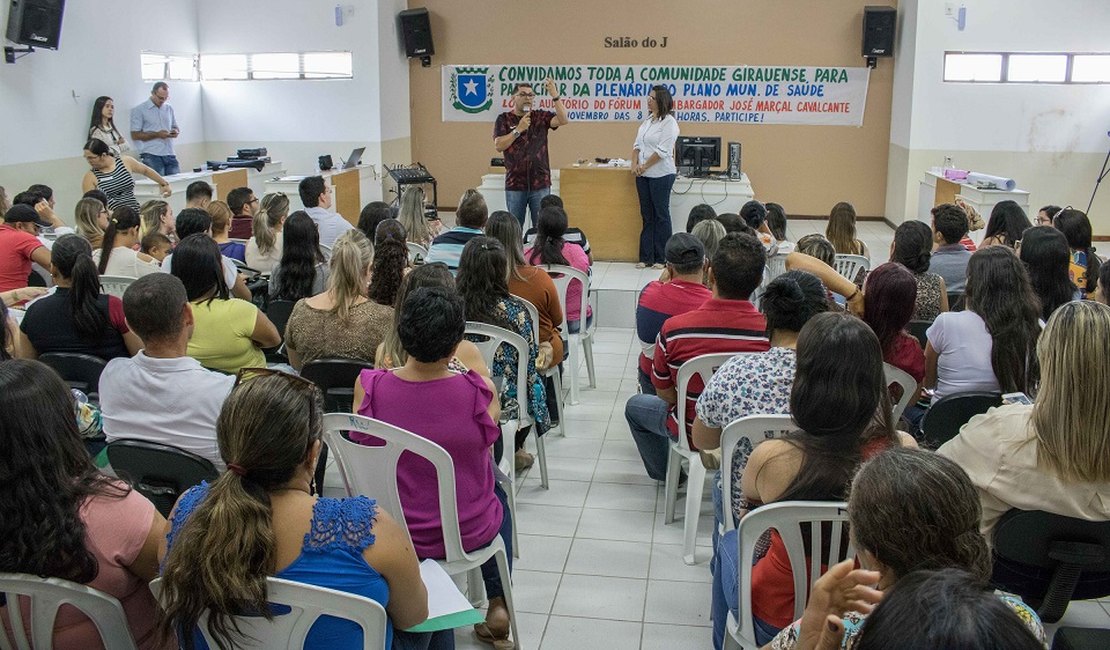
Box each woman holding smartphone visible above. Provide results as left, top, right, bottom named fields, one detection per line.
left=632, top=85, right=680, bottom=269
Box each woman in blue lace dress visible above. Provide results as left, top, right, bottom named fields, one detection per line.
left=157, top=370, right=429, bottom=650
left=457, top=236, right=550, bottom=471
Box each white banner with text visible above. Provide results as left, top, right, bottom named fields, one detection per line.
left=442, top=64, right=871, bottom=126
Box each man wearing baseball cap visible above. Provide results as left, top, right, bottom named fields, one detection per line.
left=0, top=204, right=52, bottom=292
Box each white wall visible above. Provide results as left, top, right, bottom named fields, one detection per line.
left=886, top=0, right=1110, bottom=232
left=0, top=0, right=203, bottom=213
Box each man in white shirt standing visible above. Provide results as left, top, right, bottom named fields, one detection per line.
left=130, top=81, right=181, bottom=176
left=99, top=273, right=233, bottom=470
left=298, top=175, right=353, bottom=249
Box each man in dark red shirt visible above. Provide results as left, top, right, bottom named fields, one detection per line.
left=625, top=232, right=771, bottom=481
left=493, top=77, right=569, bottom=230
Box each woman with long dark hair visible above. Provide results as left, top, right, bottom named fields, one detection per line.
left=524, top=205, right=592, bottom=332
left=158, top=371, right=427, bottom=649
left=710, top=312, right=915, bottom=648
left=0, top=359, right=168, bottom=648
left=457, top=236, right=550, bottom=471
left=1019, top=225, right=1077, bottom=321
left=890, top=220, right=948, bottom=320
left=87, top=95, right=129, bottom=156
left=632, top=84, right=680, bottom=268
left=367, top=218, right=408, bottom=307
left=1054, top=207, right=1101, bottom=298
left=81, top=138, right=169, bottom=212
left=862, top=262, right=925, bottom=385
left=172, top=234, right=280, bottom=373
left=94, top=205, right=160, bottom=277
left=270, top=211, right=329, bottom=301
left=926, top=246, right=1041, bottom=401
left=825, top=201, right=868, bottom=258
left=19, top=234, right=140, bottom=360
left=980, top=200, right=1032, bottom=249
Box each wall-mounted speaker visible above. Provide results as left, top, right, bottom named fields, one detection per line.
left=862, top=6, right=896, bottom=57
left=399, top=8, right=434, bottom=66
left=6, top=0, right=65, bottom=50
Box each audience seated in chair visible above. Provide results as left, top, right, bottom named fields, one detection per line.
left=458, top=236, right=550, bottom=471
left=684, top=202, right=717, bottom=233
left=357, top=200, right=394, bottom=242
left=692, top=270, right=828, bottom=531
left=525, top=205, right=593, bottom=333
left=626, top=232, right=771, bottom=483
left=825, top=201, right=869, bottom=260
left=890, top=220, right=948, bottom=321
left=93, top=205, right=160, bottom=278
left=939, top=301, right=1110, bottom=547
left=1020, top=225, right=1079, bottom=322
left=397, top=186, right=441, bottom=248
left=245, top=192, right=289, bottom=274
left=99, top=273, right=233, bottom=470
left=765, top=202, right=793, bottom=253
left=285, top=229, right=392, bottom=371
left=861, top=262, right=925, bottom=388
left=225, top=186, right=257, bottom=240
left=980, top=200, right=1032, bottom=250
left=0, top=359, right=170, bottom=649
left=352, top=286, right=513, bottom=647
left=0, top=204, right=52, bottom=293
left=710, top=312, right=917, bottom=648
left=269, top=211, right=330, bottom=302
left=739, top=200, right=776, bottom=252
left=764, top=447, right=1045, bottom=649
left=158, top=370, right=427, bottom=649
left=161, top=207, right=251, bottom=300
left=1055, top=207, right=1101, bottom=299
left=18, top=234, right=141, bottom=361
left=426, top=189, right=489, bottom=272
left=208, top=200, right=246, bottom=263
left=523, top=193, right=593, bottom=262
left=929, top=203, right=972, bottom=295
left=297, top=175, right=353, bottom=249
left=184, top=180, right=212, bottom=210
left=367, top=219, right=409, bottom=308
left=170, top=234, right=280, bottom=374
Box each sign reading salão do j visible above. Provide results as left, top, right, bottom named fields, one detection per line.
left=443, top=64, right=871, bottom=126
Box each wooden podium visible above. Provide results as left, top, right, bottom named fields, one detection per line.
left=559, top=165, right=642, bottom=262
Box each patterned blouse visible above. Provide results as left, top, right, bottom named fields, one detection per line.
left=768, top=591, right=1046, bottom=649
left=913, top=272, right=944, bottom=322
left=285, top=299, right=394, bottom=366
left=695, top=347, right=796, bottom=525
left=465, top=295, right=550, bottom=434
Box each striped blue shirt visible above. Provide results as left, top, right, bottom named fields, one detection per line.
left=425, top=227, right=484, bottom=272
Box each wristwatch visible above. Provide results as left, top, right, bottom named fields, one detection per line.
left=512, top=129, right=522, bottom=136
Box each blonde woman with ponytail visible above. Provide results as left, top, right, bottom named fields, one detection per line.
left=245, top=192, right=289, bottom=274
left=157, top=371, right=428, bottom=649
left=284, top=229, right=394, bottom=370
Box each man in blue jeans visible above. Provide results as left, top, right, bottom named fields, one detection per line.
left=130, top=81, right=181, bottom=176
left=493, top=78, right=570, bottom=230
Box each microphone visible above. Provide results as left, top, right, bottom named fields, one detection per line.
left=522, top=104, right=531, bottom=114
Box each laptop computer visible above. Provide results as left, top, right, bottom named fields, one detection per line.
left=341, top=147, right=365, bottom=170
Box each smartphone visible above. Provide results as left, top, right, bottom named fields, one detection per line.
left=1001, top=392, right=1033, bottom=406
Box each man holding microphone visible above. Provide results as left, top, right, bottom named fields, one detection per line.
left=493, top=78, right=570, bottom=230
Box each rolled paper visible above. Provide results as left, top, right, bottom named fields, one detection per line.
left=966, top=172, right=1017, bottom=191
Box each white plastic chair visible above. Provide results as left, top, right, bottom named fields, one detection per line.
left=883, top=362, right=918, bottom=424
left=406, top=242, right=428, bottom=265
left=98, top=275, right=137, bottom=299
left=724, top=501, right=855, bottom=650
left=466, top=320, right=549, bottom=490
left=544, top=264, right=595, bottom=404
left=323, top=414, right=519, bottom=649
left=518, top=297, right=565, bottom=437
left=0, top=572, right=138, bottom=650
left=718, top=415, right=796, bottom=534
left=666, top=352, right=743, bottom=565
left=764, top=252, right=789, bottom=284
left=832, top=254, right=870, bottom=283
left=149, top=576, right=387, bottom=650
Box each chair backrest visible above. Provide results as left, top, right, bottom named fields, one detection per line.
left=675, top=353, right=744, bottom=453
left=907, top=319, right=931, bottom=349
left=265, top=299, right=297, bottom=337
left=300, top=358, right=375, bottom=413
left=993, top=509, right=1110, bottom=623
left=735, top=501, right=853, bottom=642
left=832, top=254, right=870, bottom=283
left=544, top=264, right=591, bottom=332
left=0, top=572, right=138, bottom=650
left=765, top=252, right=789, bottom=284
left=406, top=242, right=428, bottom=265
left=98, top=275, right=137, bottom=299
left=947, top=291, right=966, bottom=312
left=323, top=413, right=476, bottom=565
left=464, top=321, right=529, bottom=425
left=921, top=391, right=1002, bottom=449
left=38, top=352, right=108, bottom=396
left=105, top=439, right=219, bottom=517
left=516, top=297, right=543, bottom=348
left=148, top=575, right=388, bottom=650
left=719, top=415, right=796, bottom=533
left=883, top=362, right=918, bottom=424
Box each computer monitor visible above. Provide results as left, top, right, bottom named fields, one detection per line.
left=676, top=136, right=722, bottom=177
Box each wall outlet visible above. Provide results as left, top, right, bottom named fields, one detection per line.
left=944, top=2, right=955, bottom=16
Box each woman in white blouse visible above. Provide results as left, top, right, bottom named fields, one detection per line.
left=632, top=85, right=680, bottom=269
left=93, top=205, right=160, bottom=278
left=87, top=96, right=129, bottom=157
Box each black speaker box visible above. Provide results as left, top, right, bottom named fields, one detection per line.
left=399, top=8, right=434, bottom=58
left=862, top=6, right=896, bottom=57
left=6, top=0, right=65, bottom=50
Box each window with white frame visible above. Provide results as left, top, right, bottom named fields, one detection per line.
left=140, top=53, right=198, bottom=82
left=199, top=51, right=353, bottom=80
left=944, top=51, right=1110, bottom=84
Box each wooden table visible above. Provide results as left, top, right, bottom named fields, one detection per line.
left=559, top=165, right=643, bottom=262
